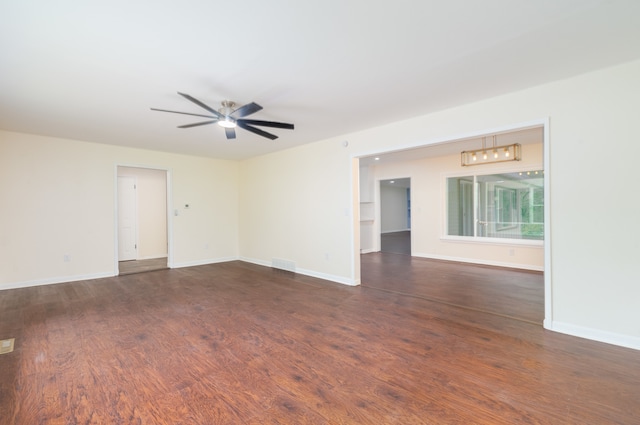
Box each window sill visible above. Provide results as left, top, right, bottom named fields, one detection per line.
left=440, top=235, right=544, bottom=247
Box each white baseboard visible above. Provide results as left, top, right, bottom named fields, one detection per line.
left=547, top=321, right=640, bottom=351
left=240, top=256, right=358, bottom=286
left=238, top=256, right=271, bottom=268
left=0, top=271, right=115, bottom=291
left=360, top=248, right=376, bottom=254
left=171, top=256, right=239, bottom=269
left=412, top=252, right=544, bottom=272
left=296, top=267, right=359, bottom=286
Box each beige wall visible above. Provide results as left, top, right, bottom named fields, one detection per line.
left=239, top=59, right=640, bottom=349
left=239, top=141, right=353, bottom=284
left=0, top=132, right=240, bottom=288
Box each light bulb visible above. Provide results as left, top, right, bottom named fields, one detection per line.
left=493, top=150, right=498, bottom=159
left=482, top=151, right=487, bottom=160
left=472, top=153, right=477, bottom=161
left=504, top=148, right=510, bottom=157
left=218, top=118, right=236, bottom=128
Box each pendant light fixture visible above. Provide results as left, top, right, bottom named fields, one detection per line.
left=461, top=135, right=521, bottom=166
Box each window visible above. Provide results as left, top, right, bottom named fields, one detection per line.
left=495, top=186, right=516, bottom=230
left=447, top=170, right=544, bottom=241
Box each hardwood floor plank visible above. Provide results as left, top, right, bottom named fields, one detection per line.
left=119, top=258, right=168, bottom=276
left=1, top=260, right=639, bottom=424
left=361, top=252, right=544, bottom=324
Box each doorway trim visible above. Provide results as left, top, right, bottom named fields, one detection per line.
left=114, top=164, right=173, bottom=275
left=378, top=177, right=412, bottom=255
left=351, top=117, right=551, bottom=327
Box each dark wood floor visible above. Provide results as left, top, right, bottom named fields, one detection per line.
left=119, top=257, right=168, bottom=275
left=380, top=230, right=411, bottom=255
left=1, top=260, right=639, bottom=424
left=361, top=252, right=544, bottom=324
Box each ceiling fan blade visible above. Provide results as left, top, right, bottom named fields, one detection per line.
left=151, top=108, right=217, bottom=119
left=177, top=92, right=223, bottom=118
left=177, top=120, right=218, bottom=128
left=225, top=127, right=236, bottom=139
left=238, top=119, right=294, bottom=130
left=231, top=102, right=263, bottom=118
left=237, top=122, right=278, bottom=140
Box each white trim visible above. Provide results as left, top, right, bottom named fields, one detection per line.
left=0, top=258, right=362, bottom=292
left=171, top=256, right=239, bottom=269
left=239, top=256, right=271, bottom=268
left=376, top=175, right=412, bottom=251
left=0, top=272, right=115, bottom=291
left=114, top=164, right=173, bottom=274
left=350, top=158, right=358, bottom=290
left=166, top=169, right=174, bottom=269
left=353, top=118, right=548, bottom=160
left=240, top=257, right=359, bottom=286
left=542, top=117, right=552, bottom=329
left=296, top=267, right=359, bottom=286
left=441, top=163, right=544, bottom=180
left=440, top=235, right=544, bottom=247
left=549, top=321, right=640, bottom=351
left=412, top=252, right=544, bottom=272
left=113, top=165, right=119, bottom=274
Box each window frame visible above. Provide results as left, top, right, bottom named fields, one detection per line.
left=442, top=165, right=544, bottom=247
left=495, top=186, right=517, bottom=231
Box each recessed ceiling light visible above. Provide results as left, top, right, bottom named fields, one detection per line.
left=374, top=157, right=380, bottom=161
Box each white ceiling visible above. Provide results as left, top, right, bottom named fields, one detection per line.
left=1, top=1, right=639, bottom=160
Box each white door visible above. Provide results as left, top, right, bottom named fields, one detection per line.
left=118, top=176, right=137, bottom=261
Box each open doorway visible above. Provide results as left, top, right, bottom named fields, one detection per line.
left=116, top=166, right=169, bottom=275
left=355, top=123, right=548, bottom=325
left=380, top=178, right=411, bottom=255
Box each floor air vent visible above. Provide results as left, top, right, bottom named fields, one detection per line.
left=271, top=258, right=296, bottom=272
left=0, top=338, right=15, bottom=355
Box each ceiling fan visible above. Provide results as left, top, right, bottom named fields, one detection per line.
left=151, top=92, right=294, bottom=140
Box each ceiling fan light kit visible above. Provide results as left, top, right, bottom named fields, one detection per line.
left=151, top=93, right=294, bottom=140
left=217, top=118, right=237, bottom=128
left=217, top=100, right=237, bottom=128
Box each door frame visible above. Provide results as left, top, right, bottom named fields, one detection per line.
left=114, top=164, right=173, bottom=275
left=351, top=117, right=551, bottom=327
left=377, top=177, right=412, bottom=254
